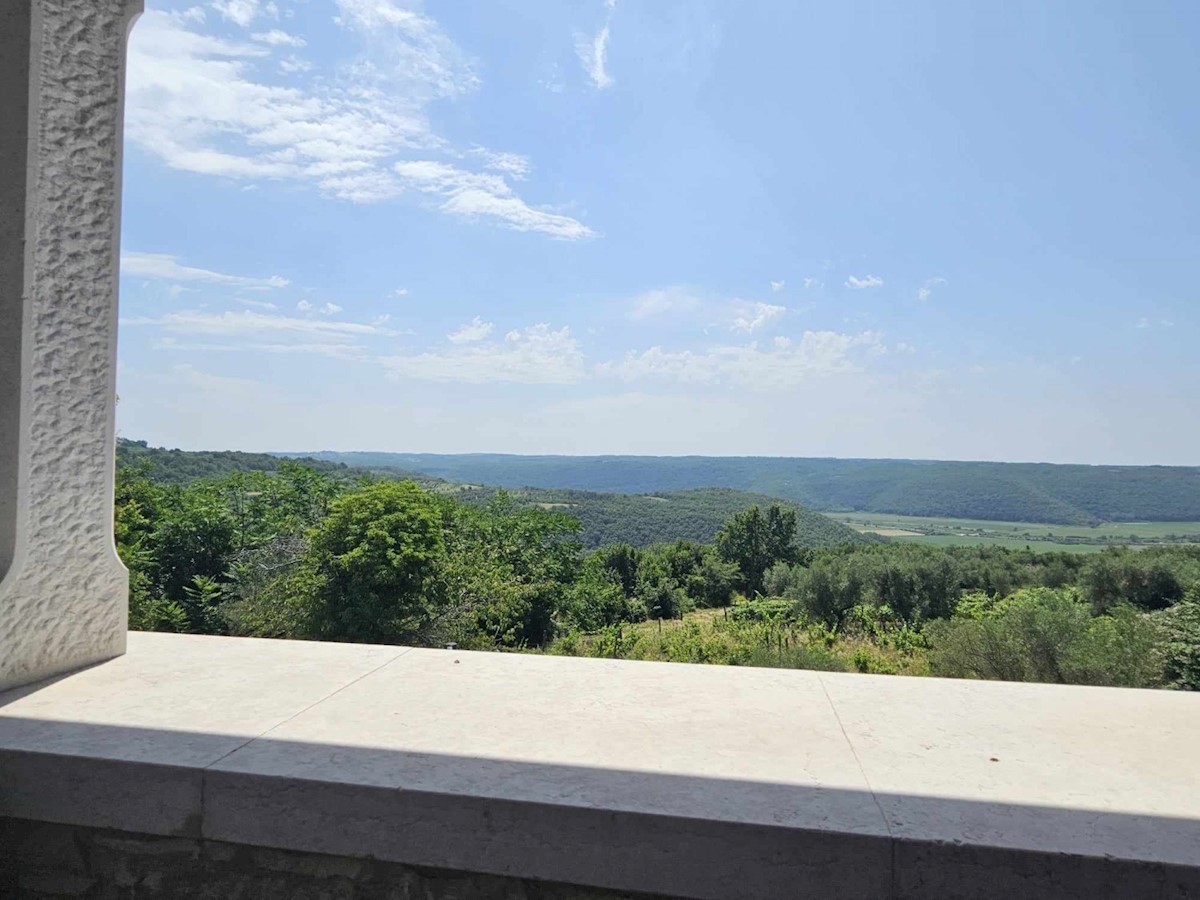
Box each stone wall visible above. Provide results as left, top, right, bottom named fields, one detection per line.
left=0, top=818, right=667, bottom=900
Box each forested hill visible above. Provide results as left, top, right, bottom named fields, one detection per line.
left=290, top=452, right=1200, bottom=525
left=116, top=440, right=359, bottom=483
left=118, top=441, right=865, bottom=549
left=458, top=486, right=869, bottom=549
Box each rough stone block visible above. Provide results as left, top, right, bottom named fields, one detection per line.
left=0, top=0, right=142, bottom=692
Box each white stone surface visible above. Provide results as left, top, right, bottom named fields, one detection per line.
left=0, top=0, right=143, bottom=691
left=2, top=633, right=1198, bottom=898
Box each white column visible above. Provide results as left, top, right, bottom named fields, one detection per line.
left=0, top=0, right=142, bottom=691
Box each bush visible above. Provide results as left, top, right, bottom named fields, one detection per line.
left=927, top=587, right=1164, bottom=687
left=1157, top=597, right=1200, bottom=690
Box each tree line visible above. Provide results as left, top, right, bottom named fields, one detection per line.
left=116, top=462, right=1200, bottom=690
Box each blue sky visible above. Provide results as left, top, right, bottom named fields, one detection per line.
left=117, top=0, right=1199, bottom=464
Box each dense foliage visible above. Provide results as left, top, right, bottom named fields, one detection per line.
left=303, top=451, right=1200, bottom=525
left=459, top=486, right=869, bottom=549
left=118, top=439, right=355, bottom=484
left=116, top=460, right=1200, bottom=690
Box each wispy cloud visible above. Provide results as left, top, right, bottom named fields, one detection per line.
left=392, top=161, right=594, bottom=239
left=803, top=278, right=821, bottom=289
left=251, top=29, right=305, bottom=47
left=630, top=286, right=702, bottom=320
left=576, top=23, right=614, bottom=89
left=731, top=301, right=786, bottom=333
left=126, top=4, right=593, bottom=239
left=393, top=288, right=409, bottom=298
left=122, top=309, right=397, bottom=359
left=122, top=251, right=288, bottom=288
left=447, top=315, right=494, bottom=343
left=381, top=323, right=584, bottom=384
left=845, top=274, right=883, bottom=290
left=769, top=280, right=785, bottom=292
left=599, top=331, right=889, bottom=389
left=212, top=0, right=263, bottom=28
left=917, top=276, right=946, bottom=302
left=575, top=2, right=616, bottom=91
left=1136, top=317, right=1174, bottom=330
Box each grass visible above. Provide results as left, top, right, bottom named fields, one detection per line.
left=836, top=512, right=1200, bottom=552
left=545, top=607, right=930, bottom=676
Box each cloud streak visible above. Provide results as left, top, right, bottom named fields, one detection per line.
left=122, top=251, right=289, bottom=288
left=576, top=23, right=614, bottom=89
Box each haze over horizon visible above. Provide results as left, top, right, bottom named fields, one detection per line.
left=116, top=1, right=1200, bottom=466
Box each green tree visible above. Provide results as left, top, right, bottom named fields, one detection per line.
left=300, top=480, right=445, bottom=643
left=716, top=504, right=797, bottom=596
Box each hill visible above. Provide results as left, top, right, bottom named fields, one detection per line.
left=460, top=486, right=870, bottom=549
left=288, top=452, right=1200, bottom=525
left=116, top=439, right=362, bottom=483
left=119, top=441, right=863, bottom=549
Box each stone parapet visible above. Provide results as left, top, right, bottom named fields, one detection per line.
left=2, top=633, right=1198, bottom=898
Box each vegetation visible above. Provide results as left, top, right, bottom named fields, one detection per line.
left=122, top=440, right=867, bottom=550
left=460, top=486, right=869, bottom=549
left=838, top=511, right=1200, bottom=552
left=299, top=451, right=1200, bottom=526
left=116, top=455, right=1200, bottom=691
left=118, top=439, right=356, bottom=483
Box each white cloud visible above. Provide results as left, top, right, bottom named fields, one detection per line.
left=599, top=331, right=888, bottom=389
left=235, top=297, right=279, bottom=310
left=278, top=54, right=311, bottom=74
left=251, top=29, right=305, bottom=47
left=917, top=276, right=946, bottom=302
left=731, top=301, right=786, bottom=334
left=447, top=316, right=494, bottom=343
left=322, top=302, right=344, bottom=314
left=393, top=161, right=594, bottom=239
left=122, top=251, right=288, bottom=288
left=470, top=148, right=531, bottom=180
left=381, top=323, right=584, bottom=384
left=212, top=0, right=261, bottom=27
left=630, top=286, right=701, bottom=320
left=1136, top=317, right=1174, bottom=330
left=393, top=287, right=409, bottom=298
left=575, top=24, right=613, bottom=89
left=803, top=278, right=821, bottom=289
left=769, top=280, right=785, bottom=292
left=123, top=309, right=393, bottom=355
left=126, top=6, right=593, bottom=238
left=845, top=274, right=883, bottom=290
left=297, top=300, right=314, bottom=311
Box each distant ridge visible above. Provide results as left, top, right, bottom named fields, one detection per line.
left=117, top=440, right=865, bottom=549
left=287, top=452, right=1200, bottom=525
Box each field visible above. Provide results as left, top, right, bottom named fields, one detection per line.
left=838, top=512, right=1200, bottom=553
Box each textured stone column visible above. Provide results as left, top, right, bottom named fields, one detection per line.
left=0, top=0, right=142, bottom=691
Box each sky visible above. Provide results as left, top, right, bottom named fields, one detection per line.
left=117, top=0, right=1200, bottom=465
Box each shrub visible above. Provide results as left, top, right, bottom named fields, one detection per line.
left=927, top=587, right=1164, bottom=688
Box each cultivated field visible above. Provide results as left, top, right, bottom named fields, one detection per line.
left=837, top=512, right=1200, bottom=553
